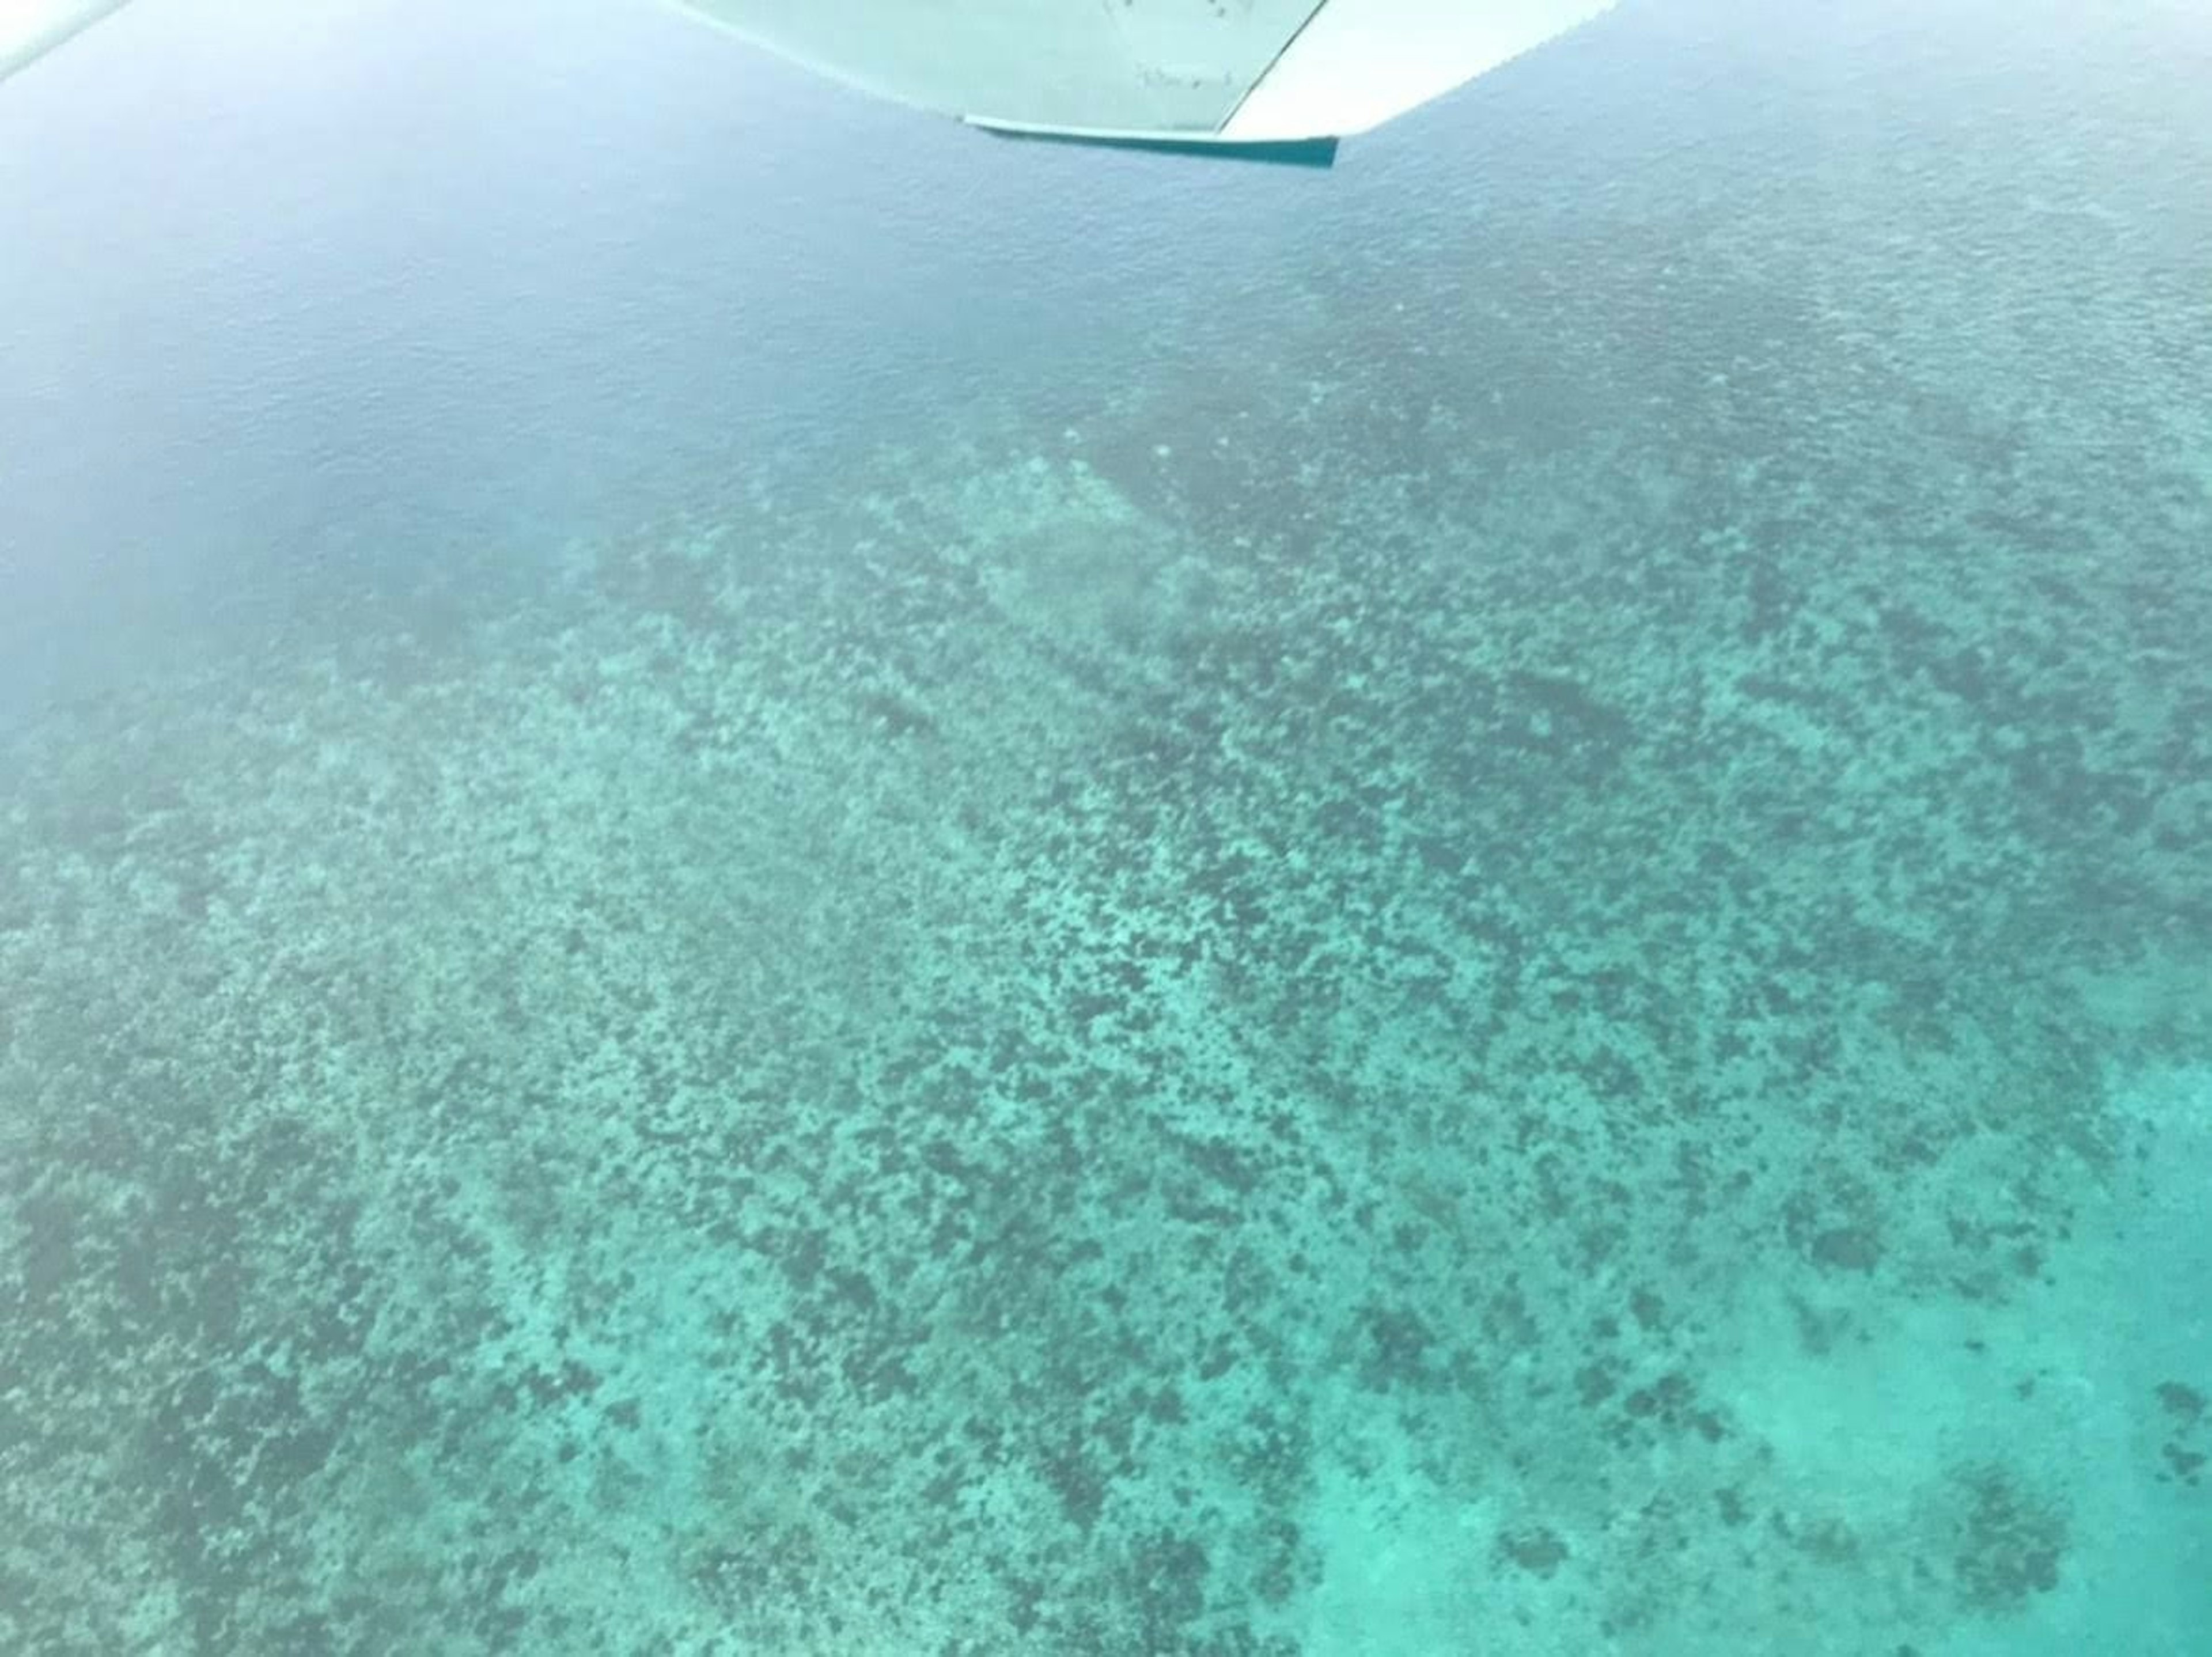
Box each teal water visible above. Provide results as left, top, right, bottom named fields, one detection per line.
left=2, top=1, right=2209, bottom=1652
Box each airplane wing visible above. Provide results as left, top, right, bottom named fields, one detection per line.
left=1, top=0, right=1616, bottom=165
left=673, top=0, right=1618, bottom=165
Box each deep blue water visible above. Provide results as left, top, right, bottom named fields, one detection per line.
left=2, top=0, right=1340, bottom=698
left=16, top=0, right=2196, bottom=704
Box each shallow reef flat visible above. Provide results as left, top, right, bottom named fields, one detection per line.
left=3, top=338, right=2206, bottom=1652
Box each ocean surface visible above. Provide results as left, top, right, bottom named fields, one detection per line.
left=2, top=1, right=2208, bottom=1651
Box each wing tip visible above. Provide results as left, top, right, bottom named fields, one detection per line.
left=0, top=0, right=135, bottom=85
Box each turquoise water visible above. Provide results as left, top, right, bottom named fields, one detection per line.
left=2, top=1, right=2208, bottom=1652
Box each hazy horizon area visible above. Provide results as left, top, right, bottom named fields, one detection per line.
left=3, top=2, right=2207, bottom=1651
